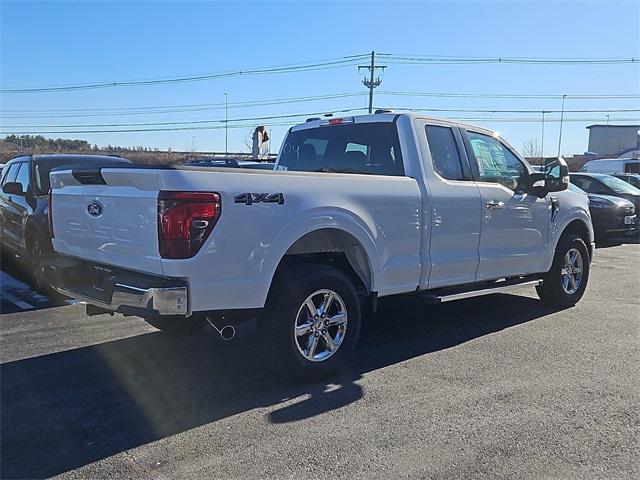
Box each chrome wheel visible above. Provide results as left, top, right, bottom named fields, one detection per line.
left=294, top=289, right=348, bottom=362
left=561, top=247, right=583, bottom=295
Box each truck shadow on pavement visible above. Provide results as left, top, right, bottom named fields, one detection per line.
left=1, top=293, right=559, bottom=479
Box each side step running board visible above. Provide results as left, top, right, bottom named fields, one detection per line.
left=420, top=279, right=542, bottom=304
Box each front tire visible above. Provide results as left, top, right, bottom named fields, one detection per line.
left=536, top=234, right=590, bottom=308
left=259, top=263, right=362, bottom=382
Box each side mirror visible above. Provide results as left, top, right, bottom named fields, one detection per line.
left=527, top=172, right=548, bottom=198
left=545, top=157, right=569, bottom=192
left=2, top=182, right=23, bottom=196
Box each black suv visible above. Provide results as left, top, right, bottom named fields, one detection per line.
left=0, top=154, right=131, bottom=285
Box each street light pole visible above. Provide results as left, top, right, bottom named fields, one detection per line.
left=541, top=110, right=546, bottom=161
left=192, top=136, right=195, bottom=153
left=224, top=92, right=228, bottom=156
left=557, top=94, right=567, bottom=157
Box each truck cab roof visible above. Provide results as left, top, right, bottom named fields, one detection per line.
left=293, top=111, right=496, bottom=137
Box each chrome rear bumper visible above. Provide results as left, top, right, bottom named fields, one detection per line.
left=53, top=283, right=188, bottom=316
left=43, top=255, right=189, bottom=316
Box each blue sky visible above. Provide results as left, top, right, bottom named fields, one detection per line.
left=1, top=0, right=638, bottom=156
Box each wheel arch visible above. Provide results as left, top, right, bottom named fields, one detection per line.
left=556, top=218, right=593, bottom=260
left=24, top=219, right=50, bottom=254
left=272, top=228, right=375, bottom=297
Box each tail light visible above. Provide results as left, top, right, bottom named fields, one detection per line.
left=48, top=189, right=54, bottom=238
left=158, top=191, right=221, bottom=259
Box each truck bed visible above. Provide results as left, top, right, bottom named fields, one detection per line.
left=50, top=165, right=422, bottom=311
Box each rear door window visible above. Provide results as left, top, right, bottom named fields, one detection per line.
left=278, top=122, right=404, bottom=176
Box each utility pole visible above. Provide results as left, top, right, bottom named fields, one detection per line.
left=224, top=92, right=229, bottom=156
left=358, top=51, right=386, bottom=114
left=541, top=110, right=546, bottom=162
left=557, top=94, right=567, bottom=157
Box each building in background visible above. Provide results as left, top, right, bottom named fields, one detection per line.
left=586, top=125, right=640, bottom=158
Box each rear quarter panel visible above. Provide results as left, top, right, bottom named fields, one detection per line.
left=157, top=168, right=422, bottom=311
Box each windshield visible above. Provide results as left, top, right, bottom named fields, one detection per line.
left=277, top=122, right=404, bottom=176
left=598, top=174, right=640, bottom=195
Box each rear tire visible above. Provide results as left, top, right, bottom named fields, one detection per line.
left=536, top=234, right=590, bottom=308
left=259, top=263, right=362, bottom=382
left=26, top=237, right=45, bottom=290
left=145, top=315, right=206, bottom=335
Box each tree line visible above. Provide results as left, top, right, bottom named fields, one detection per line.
left=2, top=135, right=158, bottom=153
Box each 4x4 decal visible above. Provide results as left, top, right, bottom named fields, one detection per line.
left=234, top=192, right=285, bottom=205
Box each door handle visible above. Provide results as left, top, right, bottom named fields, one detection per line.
left=485, top=200, right=504, bottom=209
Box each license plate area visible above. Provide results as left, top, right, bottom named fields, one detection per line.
left=624, top=215, right=636, bottom=225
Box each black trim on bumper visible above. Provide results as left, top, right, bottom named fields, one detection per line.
left=42, top=255, right=189, bottom=316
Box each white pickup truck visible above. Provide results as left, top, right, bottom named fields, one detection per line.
left=46, top=112, right=594, bottom=381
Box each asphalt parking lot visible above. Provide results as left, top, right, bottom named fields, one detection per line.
left=1, top=244, right=639, bottom=480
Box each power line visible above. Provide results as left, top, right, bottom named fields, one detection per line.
left=4, top=91, right=635, bottom=120
left=0, top=93, right=366, bottom=119
left=381, top=54, right=638, bottom=65
left=0, top=55, right=370, bottom=94
left=7, top=107, right=638, bottom=129
left=4, top=117, right=639, bottom=136
left=377, top=107, right=640, bottom=114
left=0, top=108, right=368, bottom=132
left=3, top=52, right=636, bottom=94
left=6, top=91, right=635, bottom=112
left=380, top=91, right=640, bottom=100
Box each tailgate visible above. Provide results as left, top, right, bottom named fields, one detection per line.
left=50, top=167, right=164, bottom=275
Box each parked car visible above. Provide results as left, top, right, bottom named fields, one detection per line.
left=45, top=113, right=593, bottom=381
left=570, top=172, right=640, bottom=218
left=0, top=154, right=131, bottom=285
left=579, top=157, right=640, bottom=174
left=568, top=183, right=636, bottom=241
left=613, top=173, right=640, bottom=189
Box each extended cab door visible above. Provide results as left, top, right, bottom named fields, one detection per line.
left=416, top=120, right=482, bottom=288
left=462, top=128, right=550, bottom=279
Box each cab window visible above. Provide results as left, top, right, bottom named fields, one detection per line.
left=278, top=122, right=404, bottom=176
left=466, top=131, right=525, bottom=191
left=1, top=163, right=19, bottom=186
left=425, top=125, right=465, bottom=181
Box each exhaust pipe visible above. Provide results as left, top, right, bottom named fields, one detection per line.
left=205, top=316, right=236, bottom=341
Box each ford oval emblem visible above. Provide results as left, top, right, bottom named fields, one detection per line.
left=87, top=201, right=103, bottom=217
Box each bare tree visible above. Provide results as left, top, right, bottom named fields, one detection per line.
left=242, top=128, right=254, bottom=153
left=522, top=138, right=543, bottom=164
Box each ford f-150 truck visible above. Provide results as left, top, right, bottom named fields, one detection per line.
left=46, top=112, right=594, bottom=381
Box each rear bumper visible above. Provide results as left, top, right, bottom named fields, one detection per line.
left=42, top=255, right=189, bottom=317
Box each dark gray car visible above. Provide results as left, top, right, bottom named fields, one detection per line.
left=0, top=154, right=131, bottom=285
